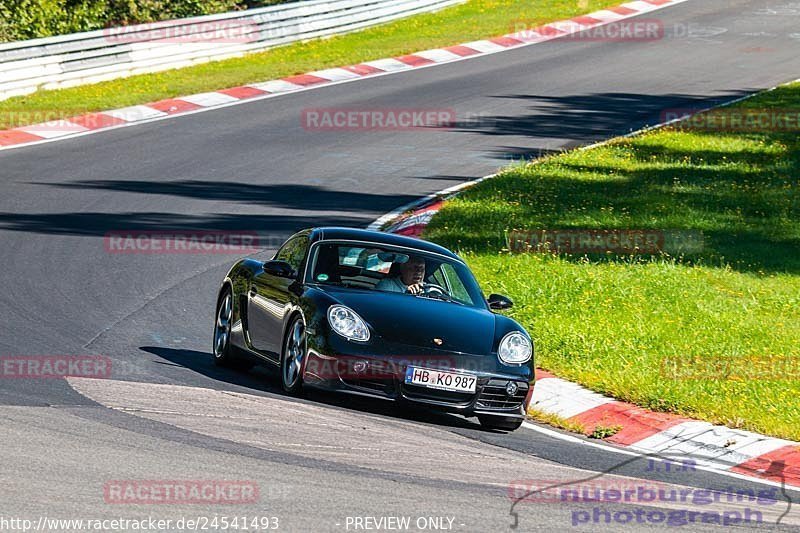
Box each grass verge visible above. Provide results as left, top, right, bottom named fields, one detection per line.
left=426, top=83, right=800, bottom=441
left=527, top=409, right=586, bottom=435
left=0, top=0, right=614, bottom=130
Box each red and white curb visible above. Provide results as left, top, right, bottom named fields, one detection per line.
left=368, top=173, right=495, bottom=234
left=0, top=0, right=691, bottom=151
left=531, top=370, right=800, bottom=488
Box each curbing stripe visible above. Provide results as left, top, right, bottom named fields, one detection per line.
left=17, top=121, right=88, bottom=138
left=104, top=105, right=167, bottom=122
left=217, top=86, right=268, bottom=99
left=148, top=98, right=203, bottom=115
left=308, top=68, right=362, bottom=81
left=488, top=36, right=525, bottom=47
left=590, top=9, right=629, bottom=22
left=343, top=63, right=386, bottom=76
left=247, top=79, right=302, bottom=93
left=283, top=73, right=331, bottom=86
left=571, top=15, right=604, bottom=25
left=610, top=5, right=639, bottom=14
left=507, top=30, right=548, bottom=44
left=529, top=377, right=615, bottom=419
left=530, top=374, right=800, bottom=486
left=396, top=54, right=436, bottom=67
left=179, top=91, right=240, bottom=107
left=69, top=113, right=127, bottom=129
left=628, top=421, right=791, bottom=468
left=732, top=446, right=800, bottom=486
left=442, top=45, right=481, bottom=56
left=459, top=39, right=508, bottom=53
left=0, top=130, right=41, bottom=145
left=413, top=48, right=464, bottom=62
left=362, top=57, right=413, bottom=72
left=568, top=401, right=689, bottom=445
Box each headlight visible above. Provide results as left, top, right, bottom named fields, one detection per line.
left=327, top=305, right=370, bottom=342
left=498, top=331, right=532, bottom=364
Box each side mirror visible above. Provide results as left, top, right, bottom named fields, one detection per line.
left=263, top=260, right=296, bottom=279
left=488, top=293, right=513, bottom=310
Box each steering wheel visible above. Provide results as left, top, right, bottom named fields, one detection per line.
left=411, top=283, right=450, bottom=301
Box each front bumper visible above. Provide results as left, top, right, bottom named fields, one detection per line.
left=302, top=348, right=533, bottom=419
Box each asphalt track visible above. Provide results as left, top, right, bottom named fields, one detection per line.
left=2, top=0, right=800, bottom=530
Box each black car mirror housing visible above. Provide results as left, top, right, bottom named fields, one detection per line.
left=263, top=260, right=296, bottom=279
left=488, top=293, right=513, bottom=310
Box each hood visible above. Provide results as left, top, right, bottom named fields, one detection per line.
left=322, top=286, right=496, bottom=355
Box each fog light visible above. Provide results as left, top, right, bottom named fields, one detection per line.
left=352, top=361, right=369, bottom=374
left=506, top=381, right=519, bottom=396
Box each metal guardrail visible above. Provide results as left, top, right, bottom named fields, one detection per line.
left=0, top=0, right=464, bottom=101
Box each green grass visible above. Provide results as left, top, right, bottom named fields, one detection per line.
left=527, top=409, right=586, bottom=435
left=0, top=0, right=613, bottom=129
left=426, top=83, right=800, bottom=441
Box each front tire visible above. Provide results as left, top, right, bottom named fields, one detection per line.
left=478, top=415, right=524, bottom=432
left=281, top=315, right=306, bottom=395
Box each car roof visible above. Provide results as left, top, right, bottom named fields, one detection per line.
left=300, top=227, right=463, bottom=262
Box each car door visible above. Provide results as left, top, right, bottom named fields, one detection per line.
left=246, top=235, right=309, bottom=361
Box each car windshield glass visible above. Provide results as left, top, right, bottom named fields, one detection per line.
left=307, top=241, right=486, bottom=308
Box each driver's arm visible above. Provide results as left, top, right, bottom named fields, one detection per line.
left=406, top=282, right=424, bottom=295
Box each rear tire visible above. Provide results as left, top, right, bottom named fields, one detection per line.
left=213, top=287, right=254, bottom=370
left=478, top=415, right=524, bottom=432
left=281, top=315, right=306, bottom=395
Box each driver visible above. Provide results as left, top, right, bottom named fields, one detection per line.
left=375, top=255, right=426, bottom=294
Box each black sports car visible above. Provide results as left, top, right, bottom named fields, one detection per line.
left=213, top=227, right=534, bottom=431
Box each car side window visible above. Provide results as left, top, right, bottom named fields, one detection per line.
left=275, top=236, right=309, bottom=273
left=440, top=263, right=473, bottom=305
left=431, top=267, right=448, bottom=287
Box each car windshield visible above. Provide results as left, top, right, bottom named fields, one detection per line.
left=306, top=241, right=486, bottom=308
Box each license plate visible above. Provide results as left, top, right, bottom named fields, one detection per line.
left=404, top=366, right=477, bottom=393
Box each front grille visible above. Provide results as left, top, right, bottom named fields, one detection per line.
left=338, top=359, right=396, bottom=396
left=402, top=384, right=473, bottom=405
left=341, top=377, right=394, bottom=394
left=476, top=379, right=528, bottom=410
